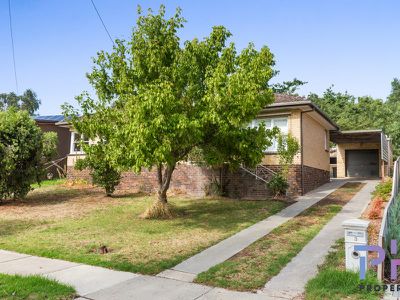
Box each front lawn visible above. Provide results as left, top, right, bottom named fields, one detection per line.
left=0, top=274, right=76, bottom=300
left=305, top=239, right=382, bottom=300
left=0, top=183, right=286, bottom=275
left=195, top=182, right=364, bottom=291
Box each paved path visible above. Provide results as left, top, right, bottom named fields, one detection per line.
left=161, top=179, right=348, bottom=282
left=263, top=180, right=379, bottom=299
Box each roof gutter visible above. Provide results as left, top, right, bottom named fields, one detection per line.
left=267, top=101, right=339, bottom=131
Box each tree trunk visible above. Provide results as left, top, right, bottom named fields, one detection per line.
left=156, top=163, right=175, bottom=204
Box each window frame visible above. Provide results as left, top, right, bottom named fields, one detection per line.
left=251, top=116, right=289, bottom=153
left=324, top=130, right=329, bottom=151
left=70, top=132, right=89, bottom=154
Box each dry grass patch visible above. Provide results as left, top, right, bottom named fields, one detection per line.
left=195, top=182, right=365, bottom=291
left=0, top=183, right=287, bottom=274
left=0, top=184, right=125, bottom=220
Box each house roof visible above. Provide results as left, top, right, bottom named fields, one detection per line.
left=34, top=115, right=65, bottom=123
left=274, top=94, right=307, bottom=104
left=266, top=94, right=339, bottom=130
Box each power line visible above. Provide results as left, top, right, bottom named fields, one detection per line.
left=90, top=0, right=115, bottom=46
left=8, top=0, right=18, bottom=93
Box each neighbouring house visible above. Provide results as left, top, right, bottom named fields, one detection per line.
left=34, top=115, right=71, bottom=177
left=51, top=94, right=393, bottom=199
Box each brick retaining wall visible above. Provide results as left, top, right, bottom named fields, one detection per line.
left=302, top=165, right=330, bottom=194
left=67, top=162, right=330, bottom=199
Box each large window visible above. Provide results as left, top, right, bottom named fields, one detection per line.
left=70, top=132, right=89, bottom=154
left=251, top=116, right=288, bottom=152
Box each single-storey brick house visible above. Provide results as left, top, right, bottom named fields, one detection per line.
left=46, top=94, right=392, bottom=199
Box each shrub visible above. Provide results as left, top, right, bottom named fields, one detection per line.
left=373, top=178, right=392, bottom=201
left=0, top=109, right=54, bottom=200
left=384, top=195, right=400, bottom=270
left=267, top=173, right=289, bottom=197
left=367, top=197, right=383, bottom=219
left=42, top=132, right=58, bottom=161
left=75, top=142, right=121, bottom=196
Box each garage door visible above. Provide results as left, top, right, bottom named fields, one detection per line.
left=345, top=150, right=379, bottom=177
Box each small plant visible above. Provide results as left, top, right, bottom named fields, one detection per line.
left=277, top=133, right=300, bottom=179
left=204, top=177, right=224, bottom=197
left=267, top=173, right=289, bottom=197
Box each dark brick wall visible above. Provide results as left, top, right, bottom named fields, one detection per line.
left=220, top=165, right=303, bottom=199
left=67, top=163, right=215, bottom=197
left=67, top=162, right=330, bottom=199
left=302, top=165, right=330, bottom=194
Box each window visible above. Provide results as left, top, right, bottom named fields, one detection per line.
left=70, top=132, right=89, bottom=154
left=251, top=117, right=288, bottom=152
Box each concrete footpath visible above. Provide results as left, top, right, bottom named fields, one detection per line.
left=161, top=179, right=348, bottom=282
left=0, top=249, right=271, bottom=299
left=263, top=180, right=379, bottom=299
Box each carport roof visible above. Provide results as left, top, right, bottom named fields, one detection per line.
left=330, top=129, right=383, bottom=144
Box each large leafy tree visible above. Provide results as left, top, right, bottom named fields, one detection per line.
left=0, top=89, right=41, bottom=115
left=64, top=6, right=276, bottom=217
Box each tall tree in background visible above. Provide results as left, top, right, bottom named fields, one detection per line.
left=64, top=6, right=277, bottom=218
left=271, top=78, right=307, bottom=95
left=309, top=84, right=399, bottom=156
left=386, top=79, right=400, bottom=156
left=0, top=89, right=41, bottom=115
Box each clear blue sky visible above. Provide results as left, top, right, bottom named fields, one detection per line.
left=1, top=1, right=399, bottom=115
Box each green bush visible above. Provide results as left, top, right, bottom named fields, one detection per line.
left=75, top=142, right=121, bottom=196
left=42, top=131, right=58, bottom=161
left=372, top=178, right=392, bottom=201
left=0, top=109, right=54, bottom=200
left=267, top=173, right=289, bottom=197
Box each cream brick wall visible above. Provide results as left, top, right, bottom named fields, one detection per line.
left=302, top=113, right=330, bottom=171
left=336, top=142, right=381, bottom=178
left=67, top=154, right=85, bottom=168
left=261, top=110, right=302, bottom=165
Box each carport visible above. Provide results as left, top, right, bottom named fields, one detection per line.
left=330, top=130, right=392, bottom=178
